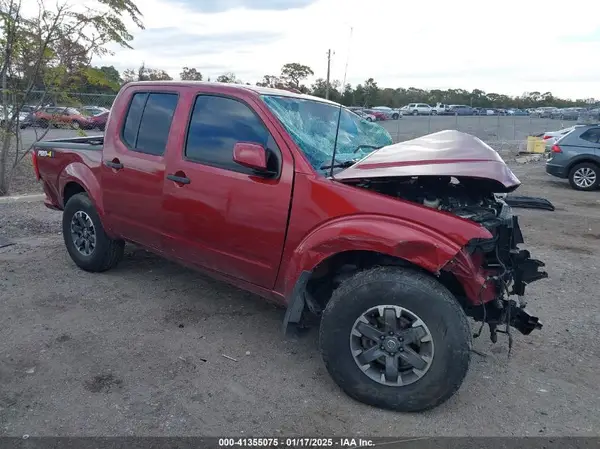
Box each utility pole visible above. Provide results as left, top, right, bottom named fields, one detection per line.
left=325, top=49, right=332, bottom=100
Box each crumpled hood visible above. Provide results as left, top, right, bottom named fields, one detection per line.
left=335, top=130, right=521, bottom=192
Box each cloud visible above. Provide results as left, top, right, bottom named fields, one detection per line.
left=173, top=0, right=317, bottom=13
left=132, top=28, right=282, bottom=57
left=91, top=0, right=600, bottom=99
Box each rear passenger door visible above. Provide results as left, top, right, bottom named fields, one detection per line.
left=162, top=92, right=294, bottom=288
left=101, top=90, right=179, bottom=251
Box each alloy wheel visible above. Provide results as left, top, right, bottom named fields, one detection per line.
left=573, top=167, right=597, bottom=189
left=70, top=211, right=96, bottom=256
left=349, top=305, right=434, bottom=386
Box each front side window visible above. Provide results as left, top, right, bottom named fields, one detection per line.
left=184, top=95, right=273, bottom=171
left=261, top=95, right=393, bottom=173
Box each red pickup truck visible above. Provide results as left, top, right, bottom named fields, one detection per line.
left=32, top=81, right=547, bottom=413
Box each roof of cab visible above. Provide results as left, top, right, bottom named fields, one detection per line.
left=123, top=80, right=339, bottom=105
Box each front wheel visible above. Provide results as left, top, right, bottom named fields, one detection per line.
left=71, top=120, right=81, bottom=130
left=569, top=162, right=599, bottom=191
left=366, top=117, right=373, bottom=122
left=412, top=110, right=419, bottom=116
left=392, top=113, right=399, bottom=120
left=319, top=266, right=471, bottom=412
left=431, top=110, right=438, bottom=115
left=62, top=192, right=125, bottom=272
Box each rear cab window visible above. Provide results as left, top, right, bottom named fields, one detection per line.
left=121, top=92, right=179, bottom=156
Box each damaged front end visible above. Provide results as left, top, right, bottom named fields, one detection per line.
left=442, top=198, right=547, bottom=343
left=335, top=130, right=550, bottom=344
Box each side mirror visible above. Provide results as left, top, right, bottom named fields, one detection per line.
left=233, top=142, right=269, bottom=172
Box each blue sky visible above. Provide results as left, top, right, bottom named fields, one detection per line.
left=90, top=0, right=600, bottom=100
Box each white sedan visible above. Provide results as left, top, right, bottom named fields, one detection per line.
left=354, top=110, right=377, bottom=122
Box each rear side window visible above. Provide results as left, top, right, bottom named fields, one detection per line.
left=184, top=95, right=272, bottom=171
left=121, top=92, right=178, bottom=156
left=580, top=128, right=600, bottom=144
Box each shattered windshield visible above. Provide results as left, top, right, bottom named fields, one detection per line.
left=261, top=95, right=393, bottom=173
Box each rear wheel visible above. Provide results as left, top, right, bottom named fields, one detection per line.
left=569, top=162, right=599, bottom=191
left=319, top=266, right=471, bottom=412
left=71, top=120, right=81, bottom=130
left=62, top=193, right=124, bottom=272
left=431, top=110, right=438, bottom=115
left=412, top=110, right=419, bottom=116
left=392, top=113, right=399, bottom=120
left=366, top=117, right=373, bottom=122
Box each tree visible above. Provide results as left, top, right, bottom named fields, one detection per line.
left=0, top=0, right=143, bottom=195
left=295, top=75, right=593, bottom=109
left=123, top=64, right=172, bottom=82
left=216, top=72, right=241, bottom=83
left=256, top=74, right=284, bottom=89
left=180, top=66, right=202, bottom=81
left=280, top=63, right=313, bottom=90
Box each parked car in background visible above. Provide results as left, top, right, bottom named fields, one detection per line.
left=431, top=103, right=451, bottom=115
left=400, top=103, right=432, bottom=116
left=0, top=106, right=34, bottom=129
left=551, top=107, right=584, bottom=121
left=363, top=108, right=388, bottom=121
left=371, top=106, right=401, bottom=119
left=88, top=110, right=109, bottom=130
left=534, top=107, right=559, bottom=118
left=448, top=105, right=475, bottom=116
left=352, top=110, right=377, bottom=122
left=507, top=108, right=529, bottom=116
left=82, top=106, right=109, bottom=116
left=536, top=125, right=587, bottom=150
left=546, top=124, right=600, bottom=191
left=34, top=107, right=92, bottom=129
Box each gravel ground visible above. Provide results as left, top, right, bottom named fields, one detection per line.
left=6, top=117, right=578, bottom=196
left=1, top=160, right=599, bottom=436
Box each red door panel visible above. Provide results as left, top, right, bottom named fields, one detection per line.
left=101, top=89, right=179, bottom=251
left=162, top=90, right=294, bottom=288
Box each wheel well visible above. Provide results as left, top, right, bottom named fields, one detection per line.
left=63, top=182, right=86, bottom=206
left=305, top=250, right=467, bottom=312
left=567, top=158, right=600, bottom=175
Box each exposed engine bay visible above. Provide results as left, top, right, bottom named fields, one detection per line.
left=350, top=175, right=548, bottom=346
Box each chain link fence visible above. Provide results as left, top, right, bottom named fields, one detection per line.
left=9, top=90, right=117, bottom=111
left=383, top=114, right=598, bottom=155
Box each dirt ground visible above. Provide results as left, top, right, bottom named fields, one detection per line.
left=1, top=159, right=599, bottom=436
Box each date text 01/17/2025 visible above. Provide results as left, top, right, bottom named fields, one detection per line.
left=218, top=438, right=375, bottom=447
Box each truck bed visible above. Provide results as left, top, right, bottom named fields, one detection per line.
left=33, top=135, right=105, bottom=210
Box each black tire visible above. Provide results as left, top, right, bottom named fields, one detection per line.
left=71, top=120, right=81, bottom=130
left=319, top=266, right=471, bottom=412
left=392, top=113, right=399, bottom=120
left=568, top=162, right=599, bottom=191
left=431, top=110, right=438, bottom=115
left=366, top=117, right=373, bottom=122
left=38, top=119, right=49, bottom=128
left=62, top=192, right=124, bottom=272
left=412, top=110, right=419, bottom=116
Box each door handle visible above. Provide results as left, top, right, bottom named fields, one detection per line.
left=104, top=160, right=123, bottom=170
left=167, top=174, right=190, bottom=185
